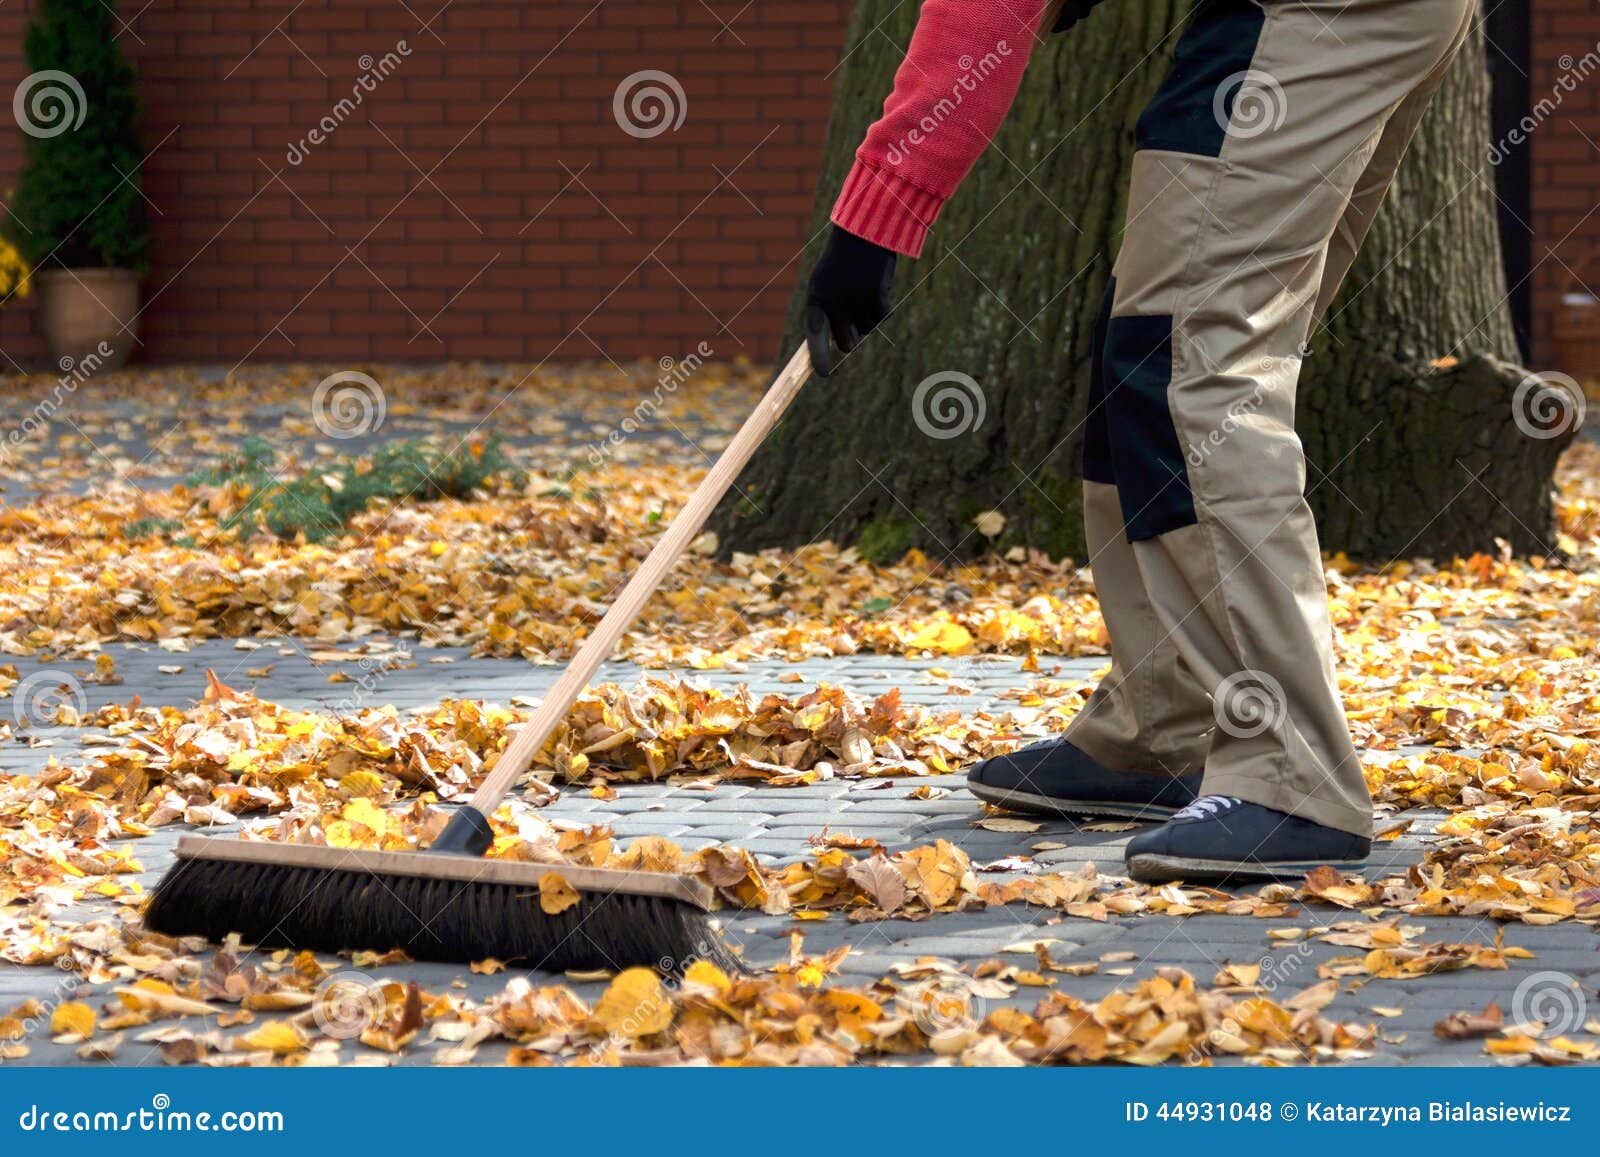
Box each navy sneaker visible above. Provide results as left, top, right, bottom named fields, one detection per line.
left=965, top=738, right=1202, bottom=820
left=1124, top=795, right=1371, bottom=883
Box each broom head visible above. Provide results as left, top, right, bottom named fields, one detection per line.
left=145, top=835, right=737, bottom=974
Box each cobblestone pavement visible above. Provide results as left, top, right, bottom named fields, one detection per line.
left=4, top=639, right=1597, bottom=1066
left=0, top=364, right=737, bottom=505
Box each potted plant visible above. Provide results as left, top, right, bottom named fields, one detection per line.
left=6, top=0, right=146, bottom=370
left=0, top=234, right=31, bottom=316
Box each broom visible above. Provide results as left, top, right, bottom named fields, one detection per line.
left=145, top=344, right=815, bottom=973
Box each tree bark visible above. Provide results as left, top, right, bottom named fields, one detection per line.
left=714, top=0, right=1573, bottom=564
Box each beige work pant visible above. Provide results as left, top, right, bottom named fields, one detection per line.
left=1064, top=0, right=1478, bottom=836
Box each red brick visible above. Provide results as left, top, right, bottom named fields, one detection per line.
left=0, top=1, right=842, bottom=365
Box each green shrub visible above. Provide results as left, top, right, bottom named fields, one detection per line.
left=7, top=0, right=146, bottom=271
left=191, top=436, right=522, bottom=542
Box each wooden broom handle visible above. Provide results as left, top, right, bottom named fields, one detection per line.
left=469, top=343, right=814, bottom=811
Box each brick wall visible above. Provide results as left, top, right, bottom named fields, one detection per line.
left=1528, top=0, right=1600, bottom=368
left=0, top=1, right=852, bottom=367
left=0, top=1, right=1594, bottom=369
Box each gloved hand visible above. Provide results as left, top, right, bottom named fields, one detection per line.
left=805, top=225, right=897, bottom=376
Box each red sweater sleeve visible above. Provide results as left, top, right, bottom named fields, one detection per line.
left=831, top=0, right=1055, bottom=258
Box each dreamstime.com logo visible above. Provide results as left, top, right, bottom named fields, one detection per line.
left=13, top=70, right=87, bottom=138
left=312, top=370, right=387, bottom=439
left=17, top=1095, right=284, bottom=1134
left=1214, top=69, right=1288, bottom=140
left=1195, top=939, right=1316, bottom=1061
left=1511, top=971, right=1591, bottom=1038
left=613, top=70, right=687, bottom=139
left=1488, top=40, right=1600, bottom=165
left=912, top=370, right=986, bottom=439
left=586, top=342, right=713, bottom=466
left=901, top=974, right=986, bottom=1035
left=0, top=343, right=117, bottom=468
left=1512, top=370, right=1585, bottom=439
left=593, top=943, right=729, bottom=1045
left=286, top=41, right=411, bottom=165
left=1213, top=669, right=1288, bottom=739
left=312, top=970, right=387, bottom=1039
left=883, top=43, right=1012, bottom=165
left=11, top=671, right=87, bottom=729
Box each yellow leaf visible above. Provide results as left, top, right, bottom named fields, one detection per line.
left=239, top=1020, right=307, bottom=1054
left=592, top=968, right=672, bottom=1038
left=974, top=817, right=1041, bottom=833
left=973, top=510, right=1006, bottom=538
left=50, top=1002, right=96, bottom=1038
left=338, top=770, right=385, bottom=798
left=682, top=960, right=732, bottom=996
left=341, top=796, right=389, bottom=838
left=906, top=621, right=974, bottom=655
left=539, top=872, right=581, bottom=915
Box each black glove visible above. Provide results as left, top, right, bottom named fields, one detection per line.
left=805, top=225, right=896, bottom=376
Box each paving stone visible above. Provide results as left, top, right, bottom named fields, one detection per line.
left=591, top=797, right=709, bottom=814
left=677, top=823, right=774, bottom=842
left=2, top=621, right=1593, bottom=1066
left=721, top=837, right=819, bottom=857
left=585, top=819, right=695, bottom=837
left=826, top=799, right=984, bottom=814
left=682, top=798, right=787, bottom=815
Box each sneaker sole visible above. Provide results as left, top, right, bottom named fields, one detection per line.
left=1126, top=853, right=1368, bottom=884
left=967, top=780, right=1182, bottom=822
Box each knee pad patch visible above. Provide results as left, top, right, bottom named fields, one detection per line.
left=1104, top=313, right=1196, bottom=541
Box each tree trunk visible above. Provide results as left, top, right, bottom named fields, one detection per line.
left=714, top=0, right=1574, bottom=564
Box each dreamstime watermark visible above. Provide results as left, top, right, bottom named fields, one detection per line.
left=1489, top=42, right=1600, bottom=165
left=311, top=370, right=387, bottom=439
left=884, top=44, right=1013, bottom=165
left=1195, top=939, right=1316, bottom=1060
left=595, top=941, right=728, bottom=1044
left=612, top=70, right=687, bottom=139
left=1184, top=362, right=1285, bottom=469
left=911, top=370, right=986, bottom=439
left=10, top=671, right=87, bottom=729
left=1512, top=370, right=1585, bottom=439
left=1213, top=69, right=1288, bottom=140
left=1177, top=340, right=1309, bottom=467
left=1511, top=970, right=1590, bottom=1038
left=585, top=342, right=713, bottom=466
left=13, top=70, right=86, bottom=138
left=286, top=40, right=412, bottom=165
left=1, top=344, right=116, bottom=467
left=311, top=970, right=387, bottom=1039
left=1, top=956, right=82, bottom=1059
left=16, top=1095, right=283, bottom=1134
left=901, top=973, right=986, bottom=1035
left=1213, top=669, right=1288, bottom=739
left=326, top=653, right=410, bottom=717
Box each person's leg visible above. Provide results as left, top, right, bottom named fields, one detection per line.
left=1069, top=278, right=1216, bottom=774
left=1311, top=19, right=1476, bottom=326
left=967, top=281, right=1212, bottom=817
left=1101, top=0, right=1474, bottom=877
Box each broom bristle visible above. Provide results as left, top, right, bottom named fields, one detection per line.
left=145, top=855, right=741, bottom=974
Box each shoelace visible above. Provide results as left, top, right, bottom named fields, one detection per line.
left=1171, top=794, right=1243, bottom=822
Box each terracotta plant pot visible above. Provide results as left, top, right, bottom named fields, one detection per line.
left=36, top=268, right=140, bottom=371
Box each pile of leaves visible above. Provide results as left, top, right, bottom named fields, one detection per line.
left=5, top=363, right=1600, bottom=1066
left=0, top=474, right=1106, bottom=663
left=2, top=933, right=1380, bottom=1067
